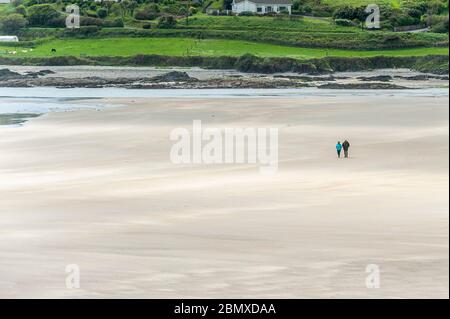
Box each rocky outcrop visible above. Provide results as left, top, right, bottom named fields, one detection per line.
left=395, top=74, right=449, bottom=81
left=149, top=71, right=198, bottom=82
left=357, top=75, right=393, bottom=82
left=0, top=69, right=24, bottom=80
left=0, top=68, right=56, bottom=80
left=0, top=69, right=442, bottom=90
left=25, top=69, right=56, bottom=78
left=0, top=73, right=310, bottom=89
left=318, top=83, right=410, bottom=90
left=273, top=75, right=336, bottom=82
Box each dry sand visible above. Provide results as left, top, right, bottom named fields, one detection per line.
left=0, top=94, right=448, bottom=298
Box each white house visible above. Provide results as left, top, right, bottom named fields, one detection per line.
left=0, top=36, right=19, bottom=42
left=0, top=0, right=11, bottom=3
left=232, top=0, right=293, bottom=15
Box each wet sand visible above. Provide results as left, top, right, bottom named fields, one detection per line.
left=0, top=94, right=448, bottom=298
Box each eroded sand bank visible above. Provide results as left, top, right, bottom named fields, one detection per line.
left=0, top=94, right=448, bottom=298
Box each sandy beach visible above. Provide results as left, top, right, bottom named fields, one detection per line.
left=0, top=93, right=448, bottom=298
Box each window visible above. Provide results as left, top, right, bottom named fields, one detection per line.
left=257, top=7, right=263, bottom=13
left=279, top=6, right=286, bottom=11
left=266, top=6, right=272, bottom=12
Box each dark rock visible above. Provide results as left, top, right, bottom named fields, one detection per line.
left=429, top=75, right=448, bottom=80
left=1, top=68, right=57, bottom=80
left=0, top=69, right=23, bottom=80
left=357, top=75, right=393, bottom=82
left=25, top=69, right=56, bottom=78
left=318, top=83, right=410, bottom=90
left=395, top=74, right=449, bottom=81
left=150, top=71, right=198, bottom=83
left=274, top=75, right=336, bottom=82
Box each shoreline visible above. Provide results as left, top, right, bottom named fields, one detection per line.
left=1, top=54, right=448, bottom=75
left=1, top=66, right=448, bottom=90
left=1, top=86, right=448, bottom=127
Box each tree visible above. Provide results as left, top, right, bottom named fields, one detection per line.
left=0, top=14, right=28, bottom=33
left=223, top=0, right=233, bottom=10
left=333, top=6, right=356, bottom=20
left=15, top=5, right=28, bottom=17
left=27, top=4, right=61, bottom=27
left=128, top=1, right=138, bottom=16
left=120, top=0, right=136, bottom=17
left=110, top=3, right=123, bottom=18
left=97, top=8, right=108, bottom=19
left=333, top=5, right=367, bottom=29
left=103, top=1, right=115, bottom=15
left=157, top=16, right=176, bottom=29
left=134, top=4, right=159, bottom=20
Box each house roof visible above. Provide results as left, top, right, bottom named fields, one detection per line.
left=234, top=0, right=293, bottom=4
left=0, top=36, right=19, bottom=42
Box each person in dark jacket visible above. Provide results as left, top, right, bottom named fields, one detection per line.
left=342, top=140, right=350, bottom=158
left=336, top=141, right=342, bottom=158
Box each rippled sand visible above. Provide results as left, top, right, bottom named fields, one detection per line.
left=0, top=94, right=448, bottom=298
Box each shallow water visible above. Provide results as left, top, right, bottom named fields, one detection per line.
left=0, top=96, right=104, bottom=114
left=1, top=87, right=448, bottom=101
left=0, top=87, right=448, bottom=125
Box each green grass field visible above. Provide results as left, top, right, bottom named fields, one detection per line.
left=1, top=37, right=447, bottom=59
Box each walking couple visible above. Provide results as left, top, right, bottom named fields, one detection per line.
left=336, top=140, right=350, bottom=158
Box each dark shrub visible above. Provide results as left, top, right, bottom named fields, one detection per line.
left=382, top=34, right=402, bottom=45
left=27, top=4, right=60, bottom=27
left=103, top=19, right=124, bottom=28
left=334, top=19, right=354, bottom=27
left=15, top=5, right=27, bottom=17
left=46, top=16, right=66, bottom=28
left=97, top=8, right=108, bottom=19
left=78, top=26, right=101, bottom=36
left=406, top=8, right=422, bottom=20
left=238, top=11, right=255, bottom=16
left=393, top=14, right=419, bottom=26
left=333, top=6, right=356, bottom=20
left=333, top=5, right=366, bottom=22
left=157, top=16, right=176, bottom=29
left=235, top=54, right=259, bottom=72
left=81, top=17, right=104, bottom=26
left=431, top=16, right=449, bottom=33
left=0, top=13, right=28, bottom=33
left=135, top=4, right=160, bottom=20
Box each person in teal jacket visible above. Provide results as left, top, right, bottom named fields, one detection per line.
left=336, top=141, right=342, bottom=158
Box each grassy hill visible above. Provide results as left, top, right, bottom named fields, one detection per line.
left=0, top=0, right=448, bottom=68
